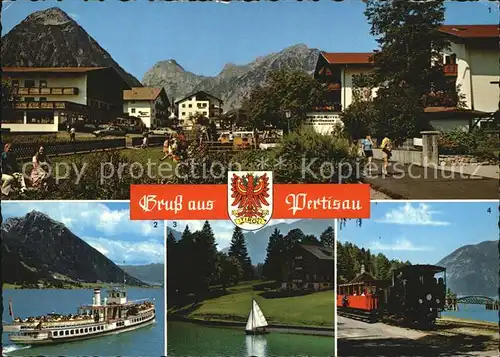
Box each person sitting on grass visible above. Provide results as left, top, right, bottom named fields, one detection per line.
left=1, top=142, right=27, bottom=196
left=30, top=146, right=52, bottom=189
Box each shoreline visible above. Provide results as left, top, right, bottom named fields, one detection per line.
left=439, top=315, right=498, bottom=330
left=168, top=315, right=334, bottom=337
left=2, top=284, right=162, bottom=290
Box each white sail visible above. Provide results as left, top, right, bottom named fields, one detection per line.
left=245, top=299, right=268, bottom=331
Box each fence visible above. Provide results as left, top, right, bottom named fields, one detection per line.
left=8, top=138, right=127, bottom=160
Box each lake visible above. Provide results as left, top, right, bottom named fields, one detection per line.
left=167, top=321, right=334, bottom=357
left=442, top=303, right=498, bottom=323
left=2, top=288, right=164, bottom=356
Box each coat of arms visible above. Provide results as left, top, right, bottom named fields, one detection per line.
left=228, top=171, right=273, bottom=231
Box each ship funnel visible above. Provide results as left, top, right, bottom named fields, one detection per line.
left=93, top=289, right=101, bottom=306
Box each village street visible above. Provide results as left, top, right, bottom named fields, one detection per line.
left=337, top=316, right=498, bottom=357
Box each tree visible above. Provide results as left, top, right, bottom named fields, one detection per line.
left=228, top=226, right=254, bottom=280
left=320, top=227, right=335, bottom=248
left=375, top=253, right=392, bottom=280
left=194, top=221, right=218, bottom=290
left=215, top=252, right=243, bottom=290
left=166, top=230, right=178, bottom=295
left=263, top=228, right=283, bottom=280
left=363, top=0, right=453, bottom=142
left=242, top=69, right=326, bottom=132
left=188, top=111, right=209, bottom=126
left=177, top=225, right=196, bottom=293
left=1, top=79, right=19, bottom=121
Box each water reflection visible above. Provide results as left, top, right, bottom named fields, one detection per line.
left=246, top=335, right=268, bottom=357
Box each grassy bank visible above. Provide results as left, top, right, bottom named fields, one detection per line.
left=169, top=281, right=334, bottom=328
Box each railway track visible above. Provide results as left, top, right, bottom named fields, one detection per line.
left=337, top=307, right=378, bottom=323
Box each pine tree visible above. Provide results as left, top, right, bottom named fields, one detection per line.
left=177, top=225, right=195, bottom=293
left=320, top=226, right=335, bottom=248
left=263, top=228, right=283, bottom=280
left=195, top=221, right=218, bottom=291
left=228, top=226, right=253, bottom=280
left=166, top=230, right=177, bottom=295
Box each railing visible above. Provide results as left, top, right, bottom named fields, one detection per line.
left=311, top=104, right=342, bottom=112
left=443, top=64, right=458, bottom=76
left=14, top=101, right=85, bottom=110
left=15, top=87, right=79, bottom=95
left=7, top=138, right=127, bottom=160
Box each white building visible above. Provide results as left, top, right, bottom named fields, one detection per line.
left=2, top=67, right=130, bottom=133
left=123, top=87, right=170, bottom=128
left=175, top=91, right=223, bottom=129
left=310, top=24, right=499, bottom=133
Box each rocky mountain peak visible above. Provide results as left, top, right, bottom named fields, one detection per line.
left=24, top=7, right=74, bottom=26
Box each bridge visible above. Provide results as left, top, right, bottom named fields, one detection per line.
left=446, top=296, right=499, bottom=311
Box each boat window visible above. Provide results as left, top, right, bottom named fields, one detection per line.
left=71, top=330, right=74, bottom=335
left=85, top=328, right=88, bottom=333
left=65, top=330, right=69, bottom=336
left=54, top=331, right=58, bottom=336
left=80, top=328, right=83, bottom=333
left=93, top=327, right=96, bottom=331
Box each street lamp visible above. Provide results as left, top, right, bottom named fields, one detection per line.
left=284, top=109, right=291, bottom=134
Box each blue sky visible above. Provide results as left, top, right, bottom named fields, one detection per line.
left=339, top=202, right=499, bottom=264
left=1, top=202, right=164, bottom=265
left=2, top=1, right=497, bottom=79
left=167, top=219, right=299, bottom=250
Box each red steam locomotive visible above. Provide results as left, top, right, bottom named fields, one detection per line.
left=337, top=264, right=446, bottom=325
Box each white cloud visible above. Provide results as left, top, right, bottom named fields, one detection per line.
left=375, top=203, right=449, bottom=226
left=83, top=237, right=164, bottom=265
left=1, top=202, right=159, bottom=239
left=369, top=238, right=432, bottom=252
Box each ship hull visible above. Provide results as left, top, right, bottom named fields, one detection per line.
left=9, top=316, right=155, bottom=345
left=245, top=329, right=269, bottom=335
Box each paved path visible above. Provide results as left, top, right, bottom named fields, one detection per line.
left=337, top=316, right=496, bottom=357
left=363, top=161, right=498, bottom=199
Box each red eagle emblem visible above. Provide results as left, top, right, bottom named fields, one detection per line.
left=230, top=173, right=270, bottom=218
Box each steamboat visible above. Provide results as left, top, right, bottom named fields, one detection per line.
left=3, top=288, right=155, bottom=345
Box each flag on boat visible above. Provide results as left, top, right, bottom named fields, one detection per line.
left=8, top=297, right=13, bottom=317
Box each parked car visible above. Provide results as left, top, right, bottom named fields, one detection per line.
left=93, top=125, right=126, bottom=137
left=149, top=127, right=176, bottom=136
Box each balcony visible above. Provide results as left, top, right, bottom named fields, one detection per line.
left=311, top=104, right=342, bottom=112
left=15, top=101, right=86, bottom=111
left=14, top=87, right=79, bottom=95
left=443, top=64, right=458, bottom=76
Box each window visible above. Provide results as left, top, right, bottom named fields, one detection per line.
left=24, top=79, right=35, bottom=88
left=85, top=328, right=88, bottom=333
left=80, top=329, right=83, bottom=333
left=39, top=80, right=47, bottom=88
left=25, top=97, right=35, bottom=102
left=203, top=111, right=207, bottom=115
left=27, top=111, right=54, bottom=124
left=65, top=330, right=69, bottom=336
left=11, top=80, right=19, bottom=87
left=93, top=327, right=96, bottom=331
left=181, top=112, right=185, bottom=116
left=131, top=108, right=136, bottom=113
left=188, top=104, right=192, bottom=108
left=70, top=330, right=74, bottom=335
left=39, top=97, right=47, bottom=101
left=182, top=104, right=185, bottom=108
left=53, top=331, right=58, bottom=336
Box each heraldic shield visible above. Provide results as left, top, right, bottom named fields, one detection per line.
left=227, top=171, right=273, bottom=231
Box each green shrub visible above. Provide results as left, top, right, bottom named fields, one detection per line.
left=438, top=128, right=499, bottom=161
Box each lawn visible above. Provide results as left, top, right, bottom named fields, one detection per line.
left=176, top=281, right=335, bottom=328
left=48, top=147, right=176, bottom=180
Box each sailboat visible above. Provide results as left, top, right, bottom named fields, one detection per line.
left=245, top=299, right=269, bottom=335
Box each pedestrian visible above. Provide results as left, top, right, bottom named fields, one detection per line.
left=70, top=126, right=76, bottom=142
left=380, top=135, right=392, bottom=175
left=1, top=143, right=27, bottom=195
left=361, top=135, right=374, bottom=174
left=160, top=135, right=170, bottom=162
left=141, top=130, right=149, bottom=149
left=31, top=146, right=51, bottom=189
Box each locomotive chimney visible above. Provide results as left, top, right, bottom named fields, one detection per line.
left=93, top=288, right=101, bottom=306
left=361, top=264, right=365, bottom=274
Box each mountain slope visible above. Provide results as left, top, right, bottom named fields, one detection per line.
left=120, top=263, right=164, bottom=285
left=437, top=240, right=499, bottom=297
left=143, top=44, right=320, bottom=109
left=1, top=211, right=144, bottom=286
left=1, top=7, right=141, bottom=87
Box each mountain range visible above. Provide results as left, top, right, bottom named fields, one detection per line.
left=168, top=219, right=334, bottom=264
left=119, top=263, right=164, bottom=285
left=1, top=211, right=145, bottom=287
left=0, top=7, right=141, bottom=87
left=436, top=240, right=499, bottom=297
left=142, top=44, right=319, bottom=109
left=2, top=7, right=319, bottom=110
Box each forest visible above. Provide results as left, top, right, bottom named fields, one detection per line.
left=166, top=221, right=334, bottom=301
left=337, top=241, right=410, bottom=283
